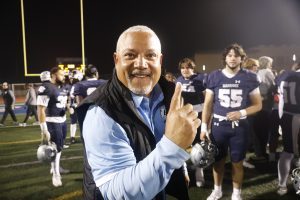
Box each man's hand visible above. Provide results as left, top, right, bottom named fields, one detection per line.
left=41, top=130, right=51, bottom=144
left=226, top=111, right=242, bottom=121
left=69, top=107, right=75, bottom=115
left=184, top=174, right=190, bottom=187
left=40, top=122, right=51, bottom=144
left=165, top=83, right=201, bottom=149
left=200, top=131, right=207, bottom=141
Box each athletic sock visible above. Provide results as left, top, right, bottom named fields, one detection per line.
left=233, top=187, right=241, bottom=195
left=55, top=152, right=62, bottom=176
left=214, top=185, right=222, bottom=193
left=70, top=124, right=77, bottom=138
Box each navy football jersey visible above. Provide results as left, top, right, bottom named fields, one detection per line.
left=279, top=70, right=300, bottom=114
left=64, top=83, right=72, bottom=96
left=37, top=82, right=68, bottom=117
left=176, top=73, right=206, bottom=107
left=69, top=84, right=77, bottom=107
left=207, top=69, right=260, bottom=116
left=73, top=79, right=107, bottom=98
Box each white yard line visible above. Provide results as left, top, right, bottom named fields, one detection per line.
left=0, top=156, right=83, bottom=168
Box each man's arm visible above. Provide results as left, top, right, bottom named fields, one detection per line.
left=76, top=95, right=84, bottom=104
left=37, top=95, right=50, bottom=143
left=37, top=105, right=46, bottom=123
left=9, top=90, right=16, bottom=109
left=226, top=88, right=262, bottom=121
left=245, top=90, right=262, bottom=116
left=83, top=106, right=189, bottom=200
left=200, top=89, right=214, bottom=140
left=83, top=83, right=199, bottom=199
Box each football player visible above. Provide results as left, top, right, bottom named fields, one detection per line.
left=277, top=62, right=300, bottom=196
left=37, top=67, right=69, bottom=187
left=73, top=64, right=106, bottom=199
left=68, top=70, right=83, bottom=144
left=200, top=44, right=262, bottom=200
left=176, top=57, right=207, bottom=187
left=72, top=64, right=107, bottom=103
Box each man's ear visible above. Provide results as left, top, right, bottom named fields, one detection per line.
left=160, top=54, right=163, bottom=66
left=113, top=53, right=118, bottom=65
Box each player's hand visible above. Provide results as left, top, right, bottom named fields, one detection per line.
left=184, top=174, right=190, bottom=187
left=226, top=111, right=242, bottom=121
left=165, top=83, right=201, bottom=149
left=69, top=107, right=74, bottom=115
left=41, top=130, right=51, bottom=144
left=200, top=131, right=207, bottom=141
left=11, top=105, right=15, bottom=110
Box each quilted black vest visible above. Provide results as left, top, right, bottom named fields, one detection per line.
left=77, top=70, right=189, bottom=200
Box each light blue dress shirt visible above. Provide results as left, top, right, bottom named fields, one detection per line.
left=83, top=85, right=190, bottom=200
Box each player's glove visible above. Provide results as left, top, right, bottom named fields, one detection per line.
left=40, top=122, right=51, bottom=144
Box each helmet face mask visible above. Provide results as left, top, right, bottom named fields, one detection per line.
left=37, top=142, right=57, bottom=163
left=190, top=140, right=218, bottom=168
left=292, top=167, right=300, bottom=195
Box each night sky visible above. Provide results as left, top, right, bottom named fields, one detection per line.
left=1, top=0, right=300, bottom=83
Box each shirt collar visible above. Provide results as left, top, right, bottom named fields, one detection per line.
left=131, top=84, right=164, bottom=109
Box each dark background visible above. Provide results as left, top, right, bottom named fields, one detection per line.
left=1, top=0, right=300, bottom=83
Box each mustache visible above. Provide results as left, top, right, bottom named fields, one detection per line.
left=129, top=70, right=152, bottom=77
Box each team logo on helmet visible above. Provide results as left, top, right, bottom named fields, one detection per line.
left=37, top=142, right=57, bottom=163
left=190, top=140, right=218, bottom=168
left=292, top=167, right=300, bottom=195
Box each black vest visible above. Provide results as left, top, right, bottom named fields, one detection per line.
left=77, top=71, right=189, bottom=200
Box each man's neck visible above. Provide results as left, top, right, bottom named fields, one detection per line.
left=224, top=65, right=240, bottom=75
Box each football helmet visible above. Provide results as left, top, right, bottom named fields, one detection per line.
left=291, top=167, right=300, bottom=195
left=190, top=140, right=218, bottom=168
left=85, top=64, right=98, bottom=78
left=40, top=71, right=51, bottom=82
left=37, top=142, right=57, bottom=163
left=72, top=70, right=83, bottom=81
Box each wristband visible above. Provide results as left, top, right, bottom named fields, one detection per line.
left=40, top=122, right=48, bottom=131
left=239, top=109, right=247, bottom=118
left=201, top=123, right=208, bottom=133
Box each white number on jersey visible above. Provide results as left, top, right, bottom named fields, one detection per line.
left=219, top=89, right=243, bottom=108
left=281, top=81, right=297, bottom=105
left=56, top=95, right=68, bottom=108
left=87, top=87, right=97, bottom=96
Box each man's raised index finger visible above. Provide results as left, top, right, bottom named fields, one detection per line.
left=169, top=82, right=183, bottom=111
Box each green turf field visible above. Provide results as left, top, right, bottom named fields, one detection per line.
left=0, top=114, right=299, bottom=200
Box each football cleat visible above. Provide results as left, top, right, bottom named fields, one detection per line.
left=190, top=140, right=218, bottom=168
left=37, top=142, right=57, bottom=163
left=40, top=71, right=51, bottom=82
left=291, top=167, right=300, bottom=195
left=52, top=174, right=62, bottom=187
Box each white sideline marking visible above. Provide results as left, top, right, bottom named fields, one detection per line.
left=0, top=156, right=83, bottom=168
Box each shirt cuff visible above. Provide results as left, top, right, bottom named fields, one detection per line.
left=157, top=136, right=190, bottom=169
